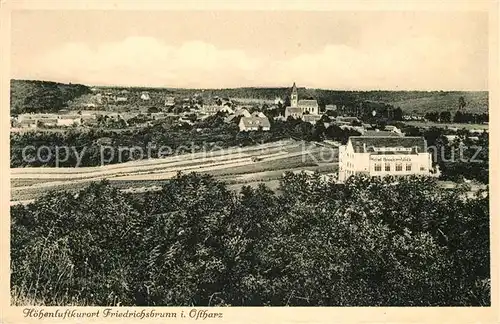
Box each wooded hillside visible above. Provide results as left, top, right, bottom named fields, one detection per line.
left=10, top=79, right=92, bottom=114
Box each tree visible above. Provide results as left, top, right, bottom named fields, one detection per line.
left=458, top=96, right=467, bottom=110
left=440, top=111, right=452, bottom=123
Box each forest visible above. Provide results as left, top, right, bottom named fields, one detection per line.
left=11, top=172, right=490, bottom=306
left=10, top=80, right=92, bottom=114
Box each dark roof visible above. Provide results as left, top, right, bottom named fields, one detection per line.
left=297, top=99, right=318, bottom=107
left=303, top=114, right=322, bottom=121
left=336, top=116, right=360, bottom=122
left=291, top=82, right=297, bottom=94
left=240, top=116, right=271, bottom=128
left=285, top=107, right=303, bottom=114
left=362, top=130, right=401, bottom=137
left=349, top=136, right=427, bottom=153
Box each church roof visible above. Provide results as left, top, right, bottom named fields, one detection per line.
left=297, top=99, right=318, bottom=107
left=291, top=82, right=297, bottom=93
left=349, top=136, right=427, bottom=153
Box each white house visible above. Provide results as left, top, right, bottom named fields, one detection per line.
left=239, top=116, right=271, bottom=131
left=338, top=136, right=433, bottom=183
left=57, top=116, right=82, bottom=127
left=219, top=106, right=235, bottom=114
left=164, top=96, right=175, bottom=107
left=385, top=125, right=402, bottom=134
left=140, top=92, right=151, bottom=101
left=114, top=96, right=128, bottom=102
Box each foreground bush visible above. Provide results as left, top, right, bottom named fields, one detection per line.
left=11, top=173, right=490, bottom=306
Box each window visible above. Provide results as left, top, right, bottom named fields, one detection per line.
left=385, top=163, right=391, bottom=172
left=374, top=163, right=382, bottom=172
left=420, top=166, right=425, bottom=171
left=396, top=163, right=403, bottom=171
left=406, top=164, right=412, bottom=171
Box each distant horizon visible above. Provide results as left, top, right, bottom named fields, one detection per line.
left=11, top=78, right=489, bottom=93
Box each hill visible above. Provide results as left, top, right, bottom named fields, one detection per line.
left=386, top=91, right=488, bottom=115
left=10, top=79, right=92, bottom=114
left=11, top=79, right=488, bottom=115
left=163, top=87, right=489, bottom=114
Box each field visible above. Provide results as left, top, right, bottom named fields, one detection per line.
left=403, top=121, right=489, bottom=130
left=10, top=140, right=338, bottom=203
left=389, top=91, right=488, bottom=114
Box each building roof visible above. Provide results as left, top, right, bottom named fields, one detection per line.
left=336, top=116, right=360, bottom=122
left=349, top=136, right=427, bottom=153
left=291, top=82, right=297, bottom=94
left=39, top=118, right=59, bottom=124
left=19, top=119, right=36, bottom=125
left=303, top=114, right=322, bottom=122
left=240, top=116, right=271, bottom=128
left=285, top=107, right=303, bottom=114
left=252, top=111, right=266, bottom=118
left=362, top=130, right=401, bottom=137
left=297, top=99, right=318, bottom=107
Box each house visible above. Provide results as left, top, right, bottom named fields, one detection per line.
left=140, top=91, right=151, bottom=101
left=363, top=130, right=402, bottom=137
left=114, top=96, right=128, bottom=103
left=219, top=106, right=235, bottom=114
left=239, top=116, right=271, bottom=131
left=225, top=108, right=252, bottom=123
left=19, top=119, right=37, bottom=128
left=385, top=125, right=402, bottom=134
left=251, top=111, right=267, bottom=118
left=338, top=136, right=433, bottom=183
left=302, top=114, right=322, bottom=125
left=38, top=118, right=58, bottom=127
left=201, top=105, right=221, bottom=115
left=57, top=116, right=82, bottom=127
left=325, top=104, right=337, bottom=111
left=284, top=82, right=320, bottom=120
left=335, top=116, right=361, bottom=125
left=164, top=96, right=175, bottom=107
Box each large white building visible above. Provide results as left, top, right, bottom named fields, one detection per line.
left=338, top=136, right=433, bottom=182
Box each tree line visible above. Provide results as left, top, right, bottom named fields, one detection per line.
left=10, top=114, right=359, bottom=168
left=424, top=111, right=488, bottom=124
left=11, top=172, right=490, bottom=306
left=10, top=80, right=92, bottom=114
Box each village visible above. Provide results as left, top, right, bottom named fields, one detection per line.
left=10, top=81, right=489, bottom=206
left=11, top=82, right=409, bottom=133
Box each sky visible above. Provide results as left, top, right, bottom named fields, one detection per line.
left=10, top=10, right=489, bottom=90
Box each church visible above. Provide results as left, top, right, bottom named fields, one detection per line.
left=284, top=82, right=320, bottom=120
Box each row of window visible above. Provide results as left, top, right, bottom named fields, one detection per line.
left=374, top=163, right=423, bottom=172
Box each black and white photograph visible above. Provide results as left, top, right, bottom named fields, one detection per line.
left=3, top=1, right=496, bottom=316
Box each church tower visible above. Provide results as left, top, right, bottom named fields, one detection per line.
left=290, top=82, right=298, bottom=108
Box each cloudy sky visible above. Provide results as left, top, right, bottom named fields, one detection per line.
left=11, top=10, right=488, bottom=90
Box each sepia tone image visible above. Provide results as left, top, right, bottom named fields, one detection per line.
left=9, top=9, right=490, bottom=307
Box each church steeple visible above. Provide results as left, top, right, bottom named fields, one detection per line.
left=291, top=82, right=298, bottom=107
